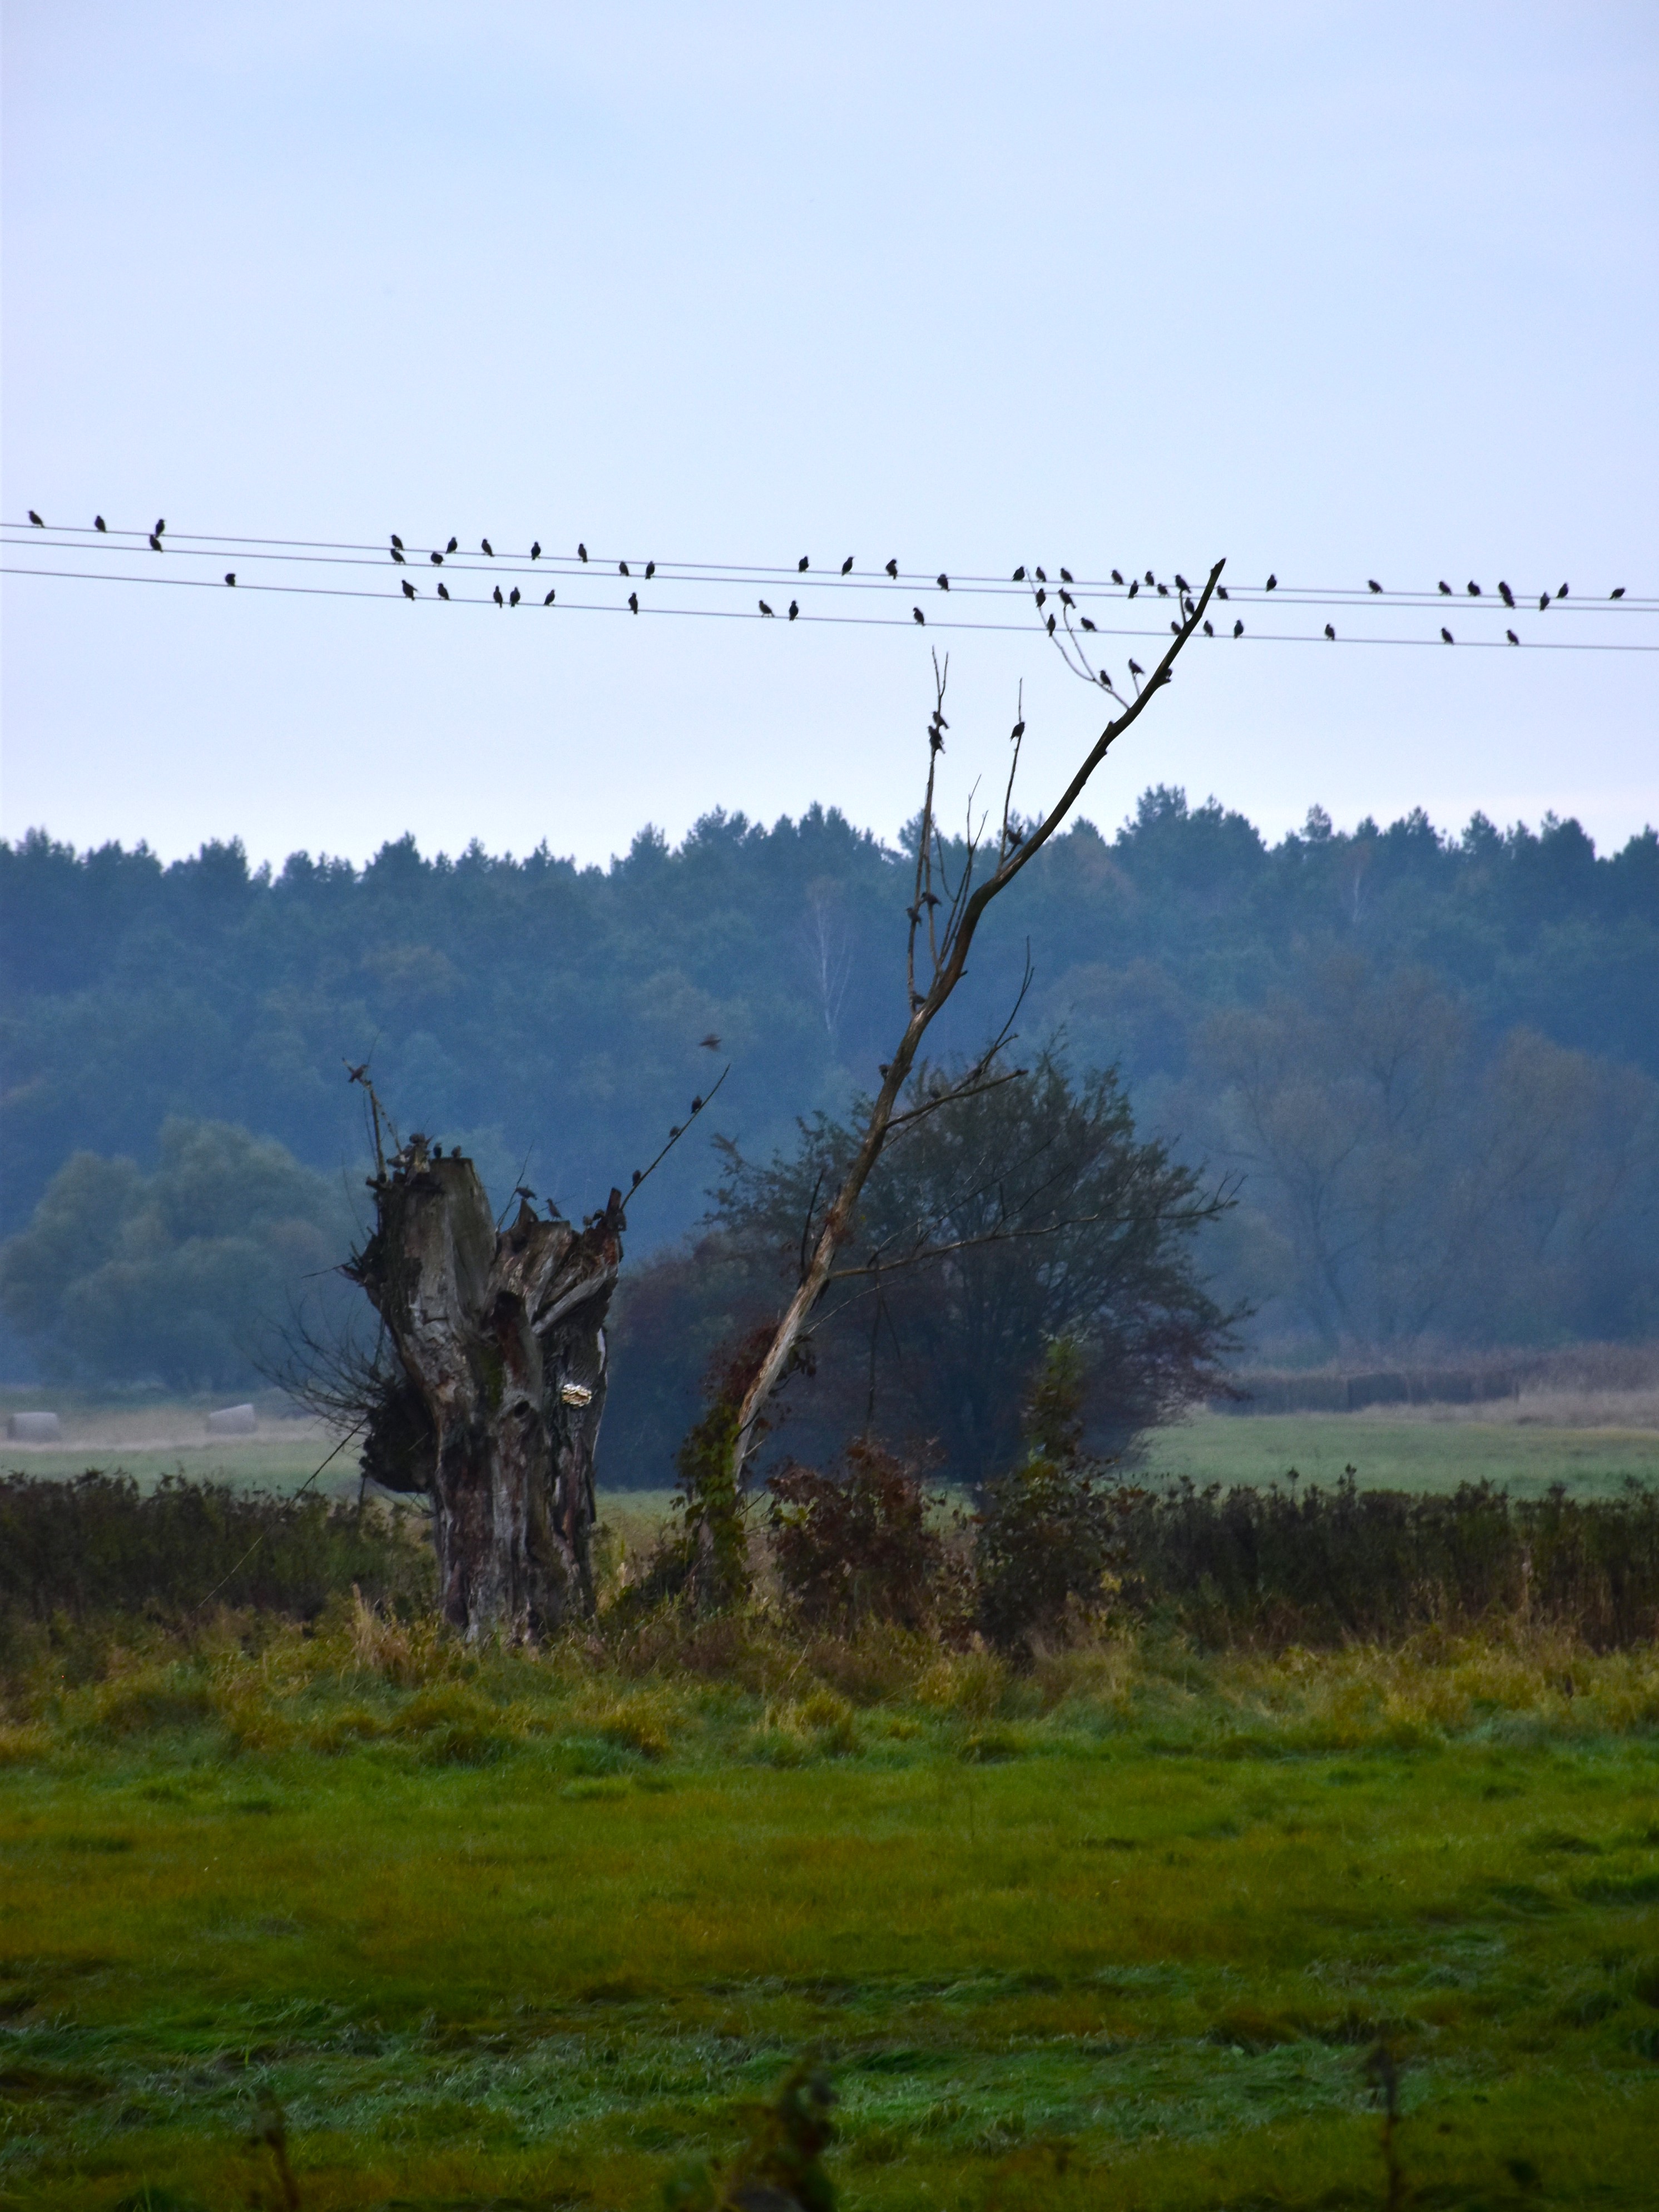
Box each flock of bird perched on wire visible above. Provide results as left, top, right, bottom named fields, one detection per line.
left=5, top=509, right=1653, bottom=661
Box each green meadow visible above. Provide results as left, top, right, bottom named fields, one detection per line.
left=3, top=1611, right=1658, bottom=2210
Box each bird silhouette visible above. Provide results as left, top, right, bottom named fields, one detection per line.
left=1202, top=620, right=1213, bottom=636
left=1011, top=717, right=1025, bottom=739
left=699, top=1033, right=721, bottom=1050
left=841, top=556, right=854, bottom=575
left=509, top=586, right=521, bottom=606
left=430, top=551, right=443, bottom=564
left=1441, top=626, right=1454, bottom=643
left=1233, top=620, right=1244, bottom=637
left=577, top=542, right=588, bottom=562
left=148, top=533, right=162, bottom=552
left=1059, top=589, right=1074, bottom=608
left=1143, top=571, right=1154, bottom=587
left=1538, top=593, right=1549, bottom=610
left=936, top=573, right=949, bottom=590
left=1498, top=581, right=1515, bottom=607
left=1080, top=615, right=1097, bottom=632
left=629, top=591, right=638, bottom=613
left=482, top=539, right=494, bottom=556
left=1558, top=582, right=1569, bottom=597
left=1156, top=582, right=1169, bottom=597
left=155, top=519, right=166, bottom=536
left=391, top=534, right=404, bottom=551
left=799, top=556, right=809, bottom=572
left=1467, top=581, right=1481, bottom=596
left=544, top=589, right=556, bottom=605
left=1035, top=588, right=1046, bottom=608
left=1174, top=572, right=1188, bottom=591
left=885, top=558, right=898, bottom=578
left=1265, top=573, right=1277, bottom=591
left=403, top=578, right=416, bottom=599
left=94, top=516, right=106, bottom=531
left=514, top=1184, right=537, bottom=1201
left=1170, top=620, right=1180, bottom=634
left=1506, top=629, right=1518, bottom=645
left=1368, top=578, right=1382, bottom=593
left=1438, top=581, right=1452, bottom=595
left=788, top=600, right=799, bottom=620
left=619, top=560, right=630, bottom=576
left=914, top=607, right=926, bottom=624
left=1611, top=586, right=1626, bottom=599
left=1111, top=570, right=1124, bottom=586
left=759, top=599, right=774, bottom=616
left=1012, top=566, right=1026, bottom=582
left=1325, top=623, right=1335, bottom=640
left=1035, top=567, right=1047, bottom=583
left=438, top=582, right=450, bottom=600
left=224, top=572, right=235, bottom=586
left=447, top=537, right=458, bottom=554
left=531, top=541, right=541, bottom=560
left=1062, top=567, right=1074, bottom=584
left=493, top=585, right=504, bottom=607
left=391, top=547, right=405, bottom=563
left=1128, top=658, right=1145, bottom=676
left=1128, top=580, right=1139, bottom=598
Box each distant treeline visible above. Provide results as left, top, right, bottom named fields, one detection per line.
left=2, top=793, right=1656, bottom=1381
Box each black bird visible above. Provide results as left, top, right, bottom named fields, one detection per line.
left=1233, top=620, right=1244, bottom=637
left=1441, top=626, right=1454, bottom=643
left=391, top=533, right=404, bottom=551
left=224, top=572, right=235, bottom=586
left=493, top=585, right=504, bottom=606
left=544, top=588, right=556, bottom=605
left=628, top=591, right=638, bottom=613
left=631, top=1169, right=643, bottom=1187
left=1507, top=629, right=1518, bottom=645
left=1098, top=671, right=1111, bottom=687
left=432, top=1145, right=443, bottom=1160
left=447, top=537, right=458, bottom=553
left=937, top=572, right=949, bottom=590
left=577, top=542, right=588, bottom=561
left=1611, top=586, right=1626, bottom=599
left=1111, top=569, right=1124, bottom=585
left=1182, top=596, right=1195, bottom=616
left=1538, top=592, right=1549, bottom=610
left=430, top=551, right=443, bottom=564
left=1368, top=578, right=1382, bottom=593
left=841, top=556, right=853, bottom=575
left=699, top=1033, right=721, bottom=1050
left=482, top=539, right=494, bottom=556
left=759, top=599, right=774, bottom=616
left=1498, top=581, right=1515, bottom=607
left=914, top=606, right=925, bottom=625
left=1059, top=588, right=1074, bottom=608
left=1174, top=572, right=1188, bottom=591
left=788, top=600, right=799, bottom=620
left=392, top=547, right=405, bottom=563
left=1128, top=658, right=1144, bottom=676
left=1012, top=566, right=1026, bottom=582
left=403, top=578, right=417, bottom=598
left=1467, top=581, right=1481, bottom=596
left=155, top=518, right=166, bottom=536
left=1010, top=718, right=1025, bottom=740
left=1325, top=623, right=1335, bottom=640
left=1061, top=567, right=1074, bottom=583
left=531, top=541, right=541, bottom=560
left=94, top=516, right=107, bottom=531
left=1128, top=580, right=1139, bottom=598
left=1558, top=582, right=1569, bottom=597
left=1034, top=566, right=1047, bottom=583
left=1202, top=620, right=1213, bottom=637
left=1081, top=615, right=1097, bottom=632
left=1438, top=580, right=1453, bottom=594
left=619, top=560, right=630, bottom=576
left=514, top=1184, right=536, bottom=1202
left=148, top=532, right=162, bottom=551
left=437, top=582, right=450, bottom=600
left=646, top=561, right=656, bottom=578
left=1143, top=570, right=1155, bottom=586
left=1035, top=587, right=1046, bottom=607
left=885, top=557, right=898, bottom=578
left=509, top=586, right=521, bottom=606
left=1265, top=573, right=1277, bottom=591
left=1156, top=582, right=1169, bottom=596
left=691, top=1095, right=704, bottom=1113
left=1170, top=619, right=1180, bottom=634
left=799, top=556, right=809, bottom=572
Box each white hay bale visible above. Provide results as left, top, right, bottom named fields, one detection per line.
left=7, top=1410, right=62, bottom=1442
left=206, top=1403, right=259, bottom=1437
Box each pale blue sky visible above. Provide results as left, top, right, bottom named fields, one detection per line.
left=3, top=2, right=1655, bottom=865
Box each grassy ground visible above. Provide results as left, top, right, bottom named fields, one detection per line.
left=0, top=1394, right=359, bottom=1498
left=3, top=1614, right=1657, bottom=2208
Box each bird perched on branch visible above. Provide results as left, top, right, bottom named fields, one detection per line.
left=1059, top=588, right=1074, bottom=608
left=1128, top=658, right=1144, bottom=677
left=402, top=578, right=416, bottom=598
left=1011, top=717, right=1024, bottom=740
left=885, top=558, right=898, bottom=578
left=759, top=599, right=775, bottom=616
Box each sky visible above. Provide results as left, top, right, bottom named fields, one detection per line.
left=3, top=2, right=1656, bottom=869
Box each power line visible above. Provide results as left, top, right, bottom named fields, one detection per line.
left=7, top=560, right=1657, bottom=654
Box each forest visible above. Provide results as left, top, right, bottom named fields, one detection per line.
left=3, top=794, right=1657, bottom=1467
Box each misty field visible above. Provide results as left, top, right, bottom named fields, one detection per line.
left=4, top=1614, right=1658, bottom=2210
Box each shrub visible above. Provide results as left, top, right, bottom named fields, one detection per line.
left=768, top=1439, right=947, bottom=1631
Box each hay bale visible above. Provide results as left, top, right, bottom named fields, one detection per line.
left=206, top=1403, right=258, bottom=1437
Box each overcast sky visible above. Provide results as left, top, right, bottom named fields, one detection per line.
left=3, top=3, right=1655, bottom=868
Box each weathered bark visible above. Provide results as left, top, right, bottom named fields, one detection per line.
left=348, top=1143, right=623, bottom=1639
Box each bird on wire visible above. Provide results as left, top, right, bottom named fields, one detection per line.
left=914, top=607, right=926, bottom=625
left=482, top=539, right=494, bottom=557
left=1157, top=582, right=1170, bottom=597
left=224, top=573, right=235, bottom=587
left=391, top=547, right=405, bottom=564
left=402, top=579, right=416, bottom=599
left=1173, top=572, right=1187, bottom=591
left=1111, top=569, right=1124, bottom=585
left=1036, top=567, right=1047, bottom=583
left=1368, top=578, right=1382, bottom=593
left=1467, top=581, right=1482, bottom=596
left=1128, top=580, right=1139, bottom=598
left=1438, top=581, right=1452, bottom=595
left=509, top=586, right=521, bottom=606
left=841, top=556, right=854, bottom=575
left=95, top=516, right=107, bottom=531
left=391, top=534, right=404, bottom=551
left=1507, top=629, right=1519, bottom=644
left=788, top=601, right=799, bottom=620
left=1081, top=615, right=1097, bottom=632
left=1441, top=626, right=1454, bottom=643
left=27, top=509, right=44, bottom=526
left=1059, top=588, right=1074, bottom=608
left=155, top=519, right=166, bottom=536
left=148, top=533, right=162, bottom=552
left=1265, top=573, right=1277, bottom=591
left=620, top=561, right=630, bottom=576
left=543, top=589, right=556, bottom=606
left=1217, top=585, right=1229, bottom=599
left=936, top=572, right=950, bottom=591
left=1499, top=582, right=1515, bottom=607
left=1013, top=566, right=1027, bottom=582
left=1035, top=588, right=1047, bottom=607
left=646, top=561, right=656, bottom=578
left=1325, top=623, right=1336, bottom=640
left=1202, top=620, right=1213, bottom=637
left=1612, top=586, right=1625, bottom=599
left=577, top=542, right=588, bottom=562
left=430, top=551, right=443, bottom=565
left=438, top=582, right=450, bottom=601
left=1233, top=620, right=1244, bottom=637
left=799, top=556, right=809, bottom=572
left=1559, top=582, right=1570, bottom=597
left=1062, top=567, right=1075, bottom=584
left=885, top=558, right=898, bottom=578
left=531, top=541, right=541, bottom=560
left=1538, top=593, right=1550, bottom=610
left=493, top=585, right=504, bottom=607
left=1170, top=620, right=1180, bottom=634
left=759, top=599, right=774, bottom=616
left=628, top=592, right=638, bottom=614
left=447, top=537, right=458, bottom=554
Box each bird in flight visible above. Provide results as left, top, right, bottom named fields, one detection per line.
left=885, top=558, right=898, bottom=578
left=402, top=578, right=416, bottom=599
left=699, top=1033, right=721, bottom=1050
left=841, top=556, right=854, bottom=575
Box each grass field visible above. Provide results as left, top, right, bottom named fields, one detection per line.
left=3, top=1615, right=1658, bottom=2209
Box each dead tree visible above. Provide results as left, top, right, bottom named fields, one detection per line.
left=729, top=558, right=1227, bottom=1478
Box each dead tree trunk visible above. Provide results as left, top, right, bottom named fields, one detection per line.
left=348, top=1138, right=624, bottom=1640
